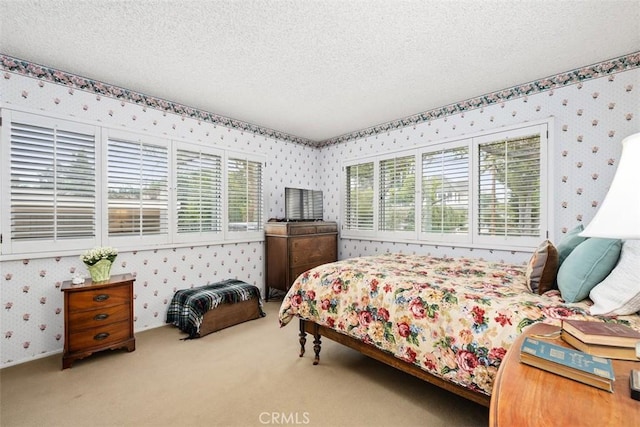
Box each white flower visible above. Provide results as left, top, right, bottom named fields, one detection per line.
left=80, top=246, right=118, bottom=266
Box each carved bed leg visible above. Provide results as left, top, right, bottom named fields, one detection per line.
left=312, top=324, right=321, bottom=365
left=298, top=319, right=306, bottom=357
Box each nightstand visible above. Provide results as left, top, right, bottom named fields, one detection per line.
left=61, top=273, right=135, bottom=369
left=490, top=323, right=640, bottom=426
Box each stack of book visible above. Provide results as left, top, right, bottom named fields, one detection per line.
left=520, top=336, right=615, bottom=392
left=561, top=319, right=640, bottom=361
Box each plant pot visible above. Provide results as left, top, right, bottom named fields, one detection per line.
left=87, top=259, right=113, bottom=282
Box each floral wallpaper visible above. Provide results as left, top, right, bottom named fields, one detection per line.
left=1, top=52, right=639, bottom=367
left=327, top=65, right=639, bottom=264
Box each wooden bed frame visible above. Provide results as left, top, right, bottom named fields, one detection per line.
left=298, top=318, right=491, bottom=408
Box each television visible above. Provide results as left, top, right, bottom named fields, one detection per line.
left=285, top=187, right=323, bottom=221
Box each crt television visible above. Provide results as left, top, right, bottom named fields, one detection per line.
left=285, top=187, right=323, bottom=221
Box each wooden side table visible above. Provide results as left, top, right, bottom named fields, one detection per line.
left=490, top=323, right=640, bottom=426
left=61, top=273, right=135, bottom=369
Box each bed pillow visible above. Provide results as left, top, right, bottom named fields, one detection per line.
left=589, top=240, right=640, bottom=315
left=556, top=237, right=622, bottom=303
left=556, top=224, right=588, bottom=267
left=525, top=240, right=558, bottom=294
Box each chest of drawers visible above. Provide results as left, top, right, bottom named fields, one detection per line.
left=61, top=273, right=135, bottom=369
left=265, top=221, right=338, bottom=301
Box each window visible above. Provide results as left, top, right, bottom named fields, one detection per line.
left=474, top=126, right=545, bottom=247
left=227, top=155, right=264, bottom=236
left=421, top=145, right=469, bottom=241
left=379, top=154, right=416, bottom=236
left=344, top=161, right=374, bottom=233
left=1, top=111, right=97, bottom=254
left=342, top=121, right=550, bottom=250
left=175, top=144, right=222, bottom=242
left=105, top=130, right=169, bottom=245
left=1, top=110, right=266, bottom=257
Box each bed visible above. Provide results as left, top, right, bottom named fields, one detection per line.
left=278, top=252, right=640, bottom=407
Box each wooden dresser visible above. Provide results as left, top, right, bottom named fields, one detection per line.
left=61, top=273, right=136, bottom=369
left=264, top=221, right=338, bottom=301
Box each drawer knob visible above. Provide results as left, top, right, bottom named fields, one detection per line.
left=93, top=332, right=110, bottom=341
left=93, top=294, right=110, bottom=302
left=94, top=313, right=109, bottom=321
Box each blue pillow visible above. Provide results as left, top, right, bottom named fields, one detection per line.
left=557, top=238, right=622, bottom=303
left=556, top=224, right=588, bottom=267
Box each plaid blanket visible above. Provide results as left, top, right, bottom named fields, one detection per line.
left=166, top=279, right=265, bottom=338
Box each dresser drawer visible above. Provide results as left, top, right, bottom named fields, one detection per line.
left=67, top=304, right=130, bottom=333
left=67, top=284, right=130, bottom=312
left=68, top=320, right=132, bottom=353
left=316, top=224, right=338, bottom=233
left=290, top=234, right=337, bottom=267
left=289, top=225, right=318, bottom=235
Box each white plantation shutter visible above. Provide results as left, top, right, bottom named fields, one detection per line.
left=421, top=146, right=469, bottom=236
left=6, top=112, right=96, bottom=252
left=344, top=162, right=374, bottom=231
left=379, top=155, right=416, bottom=232
left=477, top=131, right=542, bottom=240
left=176, top=147, right=222, bottom=236
left=341, top=121, right=548, bottom=248
left=227, top=156, right=263, bottom=233
left=107, top=135, right=169, bottom=238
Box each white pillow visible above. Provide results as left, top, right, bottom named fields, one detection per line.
left=589, top=240, right=640, bottom=315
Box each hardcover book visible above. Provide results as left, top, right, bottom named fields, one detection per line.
left=561, top=330, right=640, bottom=361
left=520, top=336, right=615, bottom=392
left=562, top=320, right=640, bottom=347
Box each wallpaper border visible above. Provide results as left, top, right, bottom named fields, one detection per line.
left=1, top=51, right=639, bottom=148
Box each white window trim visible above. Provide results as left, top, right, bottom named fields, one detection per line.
left=0, top=108, right=267, bottom=260
left=0, top=109, right=101, bottom=255
left=418, top=139, right=472, bottom=245
left=341, top=119, right=554, bottom=252
left=224, top=151, right=267, bottom=242
left=102, top=128, right=172, bottom=249
left=471, top=123, right=549, bottom=249
left=172, top=141, right=225, bottom=244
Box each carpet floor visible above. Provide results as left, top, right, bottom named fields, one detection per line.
left=0, top=300, right=489, bottom=426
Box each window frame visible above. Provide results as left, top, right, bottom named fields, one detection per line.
left=0, top=110, right=100, bottom=255
left=225, top=152, right=266, bottom=242
left=102, top=128, right=172, bottom=248
left=0, top=109, right=267, bottom=259
left=173, top=141, right=224, bottom=244
left=341, top=119, right=552, bottom=251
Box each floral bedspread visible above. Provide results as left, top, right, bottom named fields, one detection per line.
left=278, top=253, right=640, bottom=397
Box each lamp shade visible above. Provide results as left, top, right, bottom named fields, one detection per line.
left=580, top=132, right=640, bottom=239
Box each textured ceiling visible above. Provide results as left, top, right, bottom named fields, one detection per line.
left=1, top=0, right=639, bottom=142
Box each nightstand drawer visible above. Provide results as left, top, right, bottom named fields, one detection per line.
left=67, top=284, right=130, bottom=311
left=67, top=304, right=130, bottom=333
left=68, top=320, right=132, bottom=353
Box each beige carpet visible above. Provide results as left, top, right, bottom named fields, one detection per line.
left=0, top=301, right=489, bottom=427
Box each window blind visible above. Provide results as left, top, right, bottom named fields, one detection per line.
left=422, top=147, right=469, bottom=234
left=10, top=120, right=96, bottom=241
left=176, top=149, right=222, bottom=234
left=478, top=134, right=541, bottom=237
left=344, top=162, right=374, bottom=230
left=107, top=138, right=169, bottom=236
left=227, top=157, right=263, bottom=232
left=379, top=155, right=415, bottom=231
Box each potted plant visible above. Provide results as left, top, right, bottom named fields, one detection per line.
left=80, top=246, right=118, bottom=282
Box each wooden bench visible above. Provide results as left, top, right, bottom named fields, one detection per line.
left=166, top=279, right=265, bottom=338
